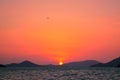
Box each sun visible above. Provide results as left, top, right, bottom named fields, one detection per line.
left=59, top=62, right=63, bottom=66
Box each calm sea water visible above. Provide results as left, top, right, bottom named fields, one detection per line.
left=0, top=67, right=120, bottom=80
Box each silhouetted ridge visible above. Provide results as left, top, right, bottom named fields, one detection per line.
left=118, top=64, right=120, bottom=67
left=92, top=57, right=120, bottom=67
left=62, top=60, right=100, bottom=69
left=0, top=64, right=6, bottom=67
left=106, top=57, right=120, bottom=67
left=6, top=61, right=40, bottom=67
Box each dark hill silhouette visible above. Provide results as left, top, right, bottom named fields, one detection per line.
left=92, top=57, right=120, bottom=67
left=62, top=60, right=100, bottom=69
left=6, top=60, right=41, bottom=67
left=118, top=64, right=120, bottom=67
left=6, top=61, right=58, bottom=69
left=0, top=64, right=6, bottom=67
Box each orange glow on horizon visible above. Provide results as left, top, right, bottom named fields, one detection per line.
left=59, top=62, right=63, bottom=66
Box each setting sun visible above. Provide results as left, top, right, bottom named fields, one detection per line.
left=59, top=62, right=63, bottom=66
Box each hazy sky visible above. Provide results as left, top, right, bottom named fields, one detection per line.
left=0, top=0, right=120, bottom=65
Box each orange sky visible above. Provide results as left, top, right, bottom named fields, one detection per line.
left=0, top=0, right=120, bottom=65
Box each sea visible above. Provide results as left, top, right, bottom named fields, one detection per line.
left=0, top=67, right=120, bottom=80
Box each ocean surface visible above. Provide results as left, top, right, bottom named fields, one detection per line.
left=0, top=67, right=120, bottom=80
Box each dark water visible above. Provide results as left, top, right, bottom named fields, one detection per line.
left=0, top=67, right=120, bottom=80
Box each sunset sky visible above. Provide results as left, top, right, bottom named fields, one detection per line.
left=0, top=0, right=120, bottom=65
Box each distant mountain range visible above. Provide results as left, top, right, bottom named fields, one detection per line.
left=0, top=57, right=120, bottom=68
left=92, top=57, right=120, bottom=67
left=62, top=60, right=99, bottom=68
left=1, top=60, right=100, bottom=69
left=5, top=60, right=100, bottom=68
